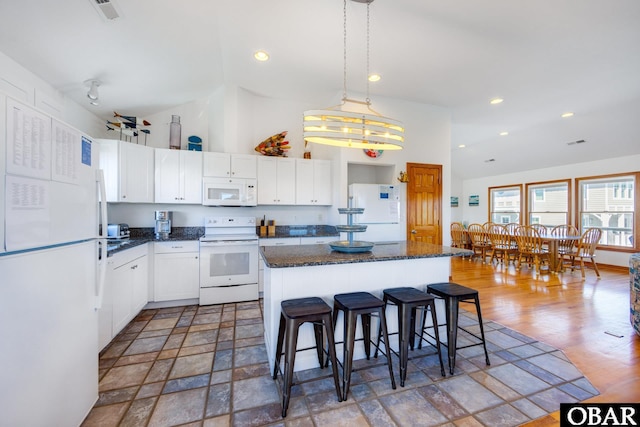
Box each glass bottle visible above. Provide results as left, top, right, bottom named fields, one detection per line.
left=169, top=115, right=181, bottom=149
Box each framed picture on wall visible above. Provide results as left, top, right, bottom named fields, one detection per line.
left=469, top=195, right=479, bottom=206
left=451, top=197, right=459, bottom=207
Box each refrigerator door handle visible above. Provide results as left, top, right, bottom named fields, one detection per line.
left=95, top=169, right=108, bottom=310
left=95, top=239, right=108, bottom=310
left=97, top=169, right=108, bottom=238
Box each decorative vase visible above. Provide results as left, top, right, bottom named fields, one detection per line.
left=169, top=115, right=181, bottom=149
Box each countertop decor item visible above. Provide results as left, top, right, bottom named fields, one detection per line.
left=255, top=131, right=290, bottom=156
left=330, top=197, right=373, bottom=253
left=302, top=0, right=404, bottom=151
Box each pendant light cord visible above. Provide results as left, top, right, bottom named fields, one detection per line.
left=343, top=0, right=348, bottom=102
left=366, top=1, right=371, bottom=105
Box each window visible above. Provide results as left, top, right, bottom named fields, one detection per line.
left=526, top=180, right=570, bottom=227
left=489, top=185, right=521, bottom=224
left=577, top=174, right=637, bottom=249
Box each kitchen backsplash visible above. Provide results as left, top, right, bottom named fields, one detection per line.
left=107, top=203, right=333, bottom=228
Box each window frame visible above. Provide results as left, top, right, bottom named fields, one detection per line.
left=525, top=179, right=571, bottom=227
left=488, top=184, right=522, bottom=225
left=576, top=172, right=639, bottom=252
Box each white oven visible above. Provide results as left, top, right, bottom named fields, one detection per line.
left=199, top=216, right=259, bottom=305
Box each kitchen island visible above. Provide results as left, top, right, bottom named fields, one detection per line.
left=261, top=241, right=471, bottom=372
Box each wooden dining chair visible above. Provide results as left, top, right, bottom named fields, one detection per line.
left=450, top=222, right=469, bottom=259
left=505, top=223, right=520, bottom=236
left=467, top=223, right=492, bottom=264
left=514, top=225, right=550, bottom=276
left=551, top=224, right=579, bottom=271
left=486, top=223, right=517, bottom=265
left=564, top=228, right=602, bottom=278
left=530, top=224, right=548, bottom=235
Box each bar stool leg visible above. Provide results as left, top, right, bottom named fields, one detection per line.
left=341, top=310, right=358, bottom=401
left=322, top=312, right=343, bottom=403
left=398, top=302, right=412, bottom=386
left=282, top=319, right=299, bottom=417
left=409, top=307, right=417, bottom=351
left=273, top=313, right=286, bottom=379
left=474, top=295, right=491, bottom=366
left=378, top=308, right=397, bottom=391
left=428, top=300, right=446, bottom=377
left=313, top=322, right=325, bottom=367
left=445, top=297, right=459, bottom=375
left=362, top=313, right=372, bottom=359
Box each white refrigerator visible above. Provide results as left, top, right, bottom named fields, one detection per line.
left=0, top=95, right=107, bottom=426
left=348, top=183, right=407, bottom=242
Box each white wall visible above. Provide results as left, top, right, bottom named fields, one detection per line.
left=0, top=51, right=105, bottom=138
left=459, top=154, right=640, bottom=266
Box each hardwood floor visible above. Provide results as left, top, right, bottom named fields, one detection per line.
left=450, top=256, right=640, bottom=425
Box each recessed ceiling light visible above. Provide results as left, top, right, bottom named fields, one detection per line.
left=490, top=98, right=504, bottom=105
left=458, top=144, right=466, bottom=148
left=499, top=131, right=509, bottom=136
left=561, top=112, right=574, bottom=118
left=254, top=50, right=269, bottom=61
left=368, top=74, right=381, bottom=82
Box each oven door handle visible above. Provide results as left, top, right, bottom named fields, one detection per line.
left=200, top=240, right=258, bottom=246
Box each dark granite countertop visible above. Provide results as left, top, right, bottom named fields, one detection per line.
left=106, top=227, right=203, bottom=256
left=260, top=240, right=472, bottom=268
left=257, top=225, right=339, bottom=239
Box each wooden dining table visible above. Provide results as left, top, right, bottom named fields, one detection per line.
left=508, top=232, right=581, bottom=273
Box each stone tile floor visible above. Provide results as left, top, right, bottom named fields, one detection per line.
left=82, top=300, right=598, bottom=427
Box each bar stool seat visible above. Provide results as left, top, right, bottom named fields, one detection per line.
left=332, top=292, right=396, bottom=400
left=378, top=287, right=446, bottom=386
left=425, top=283, right=490, bottom=375
left=273, top=297, right=341, bottom=417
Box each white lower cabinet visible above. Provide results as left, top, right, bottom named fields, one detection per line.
left=153, top=241, right=200, bottom=301
left=100, top=245, right=149, bottom=350
left=258, top=236, right=336, bottom=292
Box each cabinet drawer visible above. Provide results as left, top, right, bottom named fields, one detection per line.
left=109, top=244, right=148, bottom=268
left=260, top=237, right=300, bottom=246
left=300, top=236, right=335, bottom=245
left=154, top=240, right=199, bottom=253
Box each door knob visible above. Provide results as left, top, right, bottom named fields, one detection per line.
left=411, top=230, right=417, bottom=234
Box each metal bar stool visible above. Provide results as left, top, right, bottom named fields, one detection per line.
left=273, top=297, right=342, bottom=417
left=331, top=291, right=396, bottom=400
left=425, top=282, right=490, bottom=375
left=375, top=287, right=446, bottom=386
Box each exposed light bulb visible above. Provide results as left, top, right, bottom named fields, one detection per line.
left=254, top=50, right=269, bottom=61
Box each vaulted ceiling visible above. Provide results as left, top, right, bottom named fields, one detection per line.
left=1, top=0, right=639, bottom=179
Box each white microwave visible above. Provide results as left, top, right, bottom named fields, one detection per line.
left=202, top=177, right=257, bottom=206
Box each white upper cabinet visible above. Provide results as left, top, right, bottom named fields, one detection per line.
left=203, top=152, right=257, bottom=179
left=98, top=139, right=154, bottom=203
left=257, top=157, right=296, bottom=205
left=155, top=149, right=203, bottom=204
left=295, top=159, right=332, bottom=205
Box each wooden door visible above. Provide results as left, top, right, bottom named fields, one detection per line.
left=406, top=163, right=442, bottom=244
